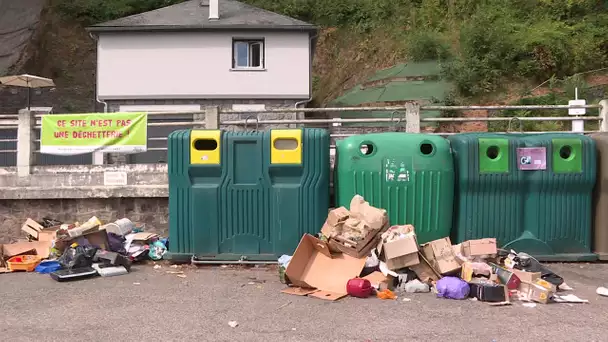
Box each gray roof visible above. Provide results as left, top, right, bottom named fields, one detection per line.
left=87, top=0, right=316, bottom=33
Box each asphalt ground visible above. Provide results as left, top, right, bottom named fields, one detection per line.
left=1, top=263, right=607, bottom=342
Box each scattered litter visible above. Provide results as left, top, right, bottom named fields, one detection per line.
left=488, top=301, right=511, bottom=307
left=554, top=294, right=589, bottom=303
left=402, top=298, right=412, bottom=302
left=171, top=265, right=179, bottom=268
left=377, top=289, right=397, bottom=300
left=291, top=328, right=297, bottom=331
left=166, top=271, right=184, bottom=274
left=401, top=279, right=430, bottom=293
left=558, top=282, right=574, bottom=291
left=177, top=274, right=187, bottom=278
left=436, top=277, right=470, bottom=300
left=1, top=217, right=168, bottom=283
left=597, top=287, right=608, bottom=297
left=523, top=303, right=537, bottom=308
left=133, top=282, right=141, bottom=285
left=228, top=321, right=239, bottom=328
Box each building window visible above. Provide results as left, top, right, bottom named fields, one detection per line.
left=232, top=39, right=264, bottom=69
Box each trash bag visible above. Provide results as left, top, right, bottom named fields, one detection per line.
left=107, top=233, right=127, bottom=255
left=58, top=245, right=98, bottom=269
left=40, top=217, right=62, bottom=228
left=148, top=240, right=167, bottom=261
left=513, top=252, right=564, bottom=287
left=436, top=276, right=470, bottom=299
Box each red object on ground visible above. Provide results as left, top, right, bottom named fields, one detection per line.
left=347, top=278, right=373, bottom=298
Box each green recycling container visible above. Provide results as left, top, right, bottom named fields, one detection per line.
left=448, top=133, right=526, bottom=247
left=166, top=128, right=330, bottom=261
left=449, top=133, right=597, bottom=261
left=334, top=133, right=454, bottom=244
left=512, top=134, right=596, bottom=261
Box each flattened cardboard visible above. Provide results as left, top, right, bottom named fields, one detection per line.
left=461, top=238, right=497, bottom=257
left=285, top=234, right=366, bottom=300
left=281, top=287, right=317, bottom=296
left=421, top=237, right=461, bottom=275
left=131, top=232, right=159, bottom=241
left=381, top=235, right=420, bottom=270
left=2, top=241, right=50, bottom=259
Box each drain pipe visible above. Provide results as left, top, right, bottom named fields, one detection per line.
left=294, top=32, right=318, bottom=109
left=89, top=32, right=108, bottom=113
left=89, top=31, right=107, bottom=165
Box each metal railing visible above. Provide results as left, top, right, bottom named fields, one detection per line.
left=3, top=100, right=607, bottom=173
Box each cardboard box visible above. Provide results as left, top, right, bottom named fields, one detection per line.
left=511, top=269, right=541, bottom=284
left=421, top=237, right=461, bottom=275
left=2, top=241, right=51, bottom=259
left=461, top=262, right=474, bottom=282
left=21, top=218, right=44, bottom=239
left=38, top=226, right=61, bottom=242
left=327, top=207, right=350, bottom=227
left=409, top=252, right=441, bottom=283
left=329, top=224, right=387, bottom=258
left=519, top=281, right=553, bottom=304
left=461, top=238, right=497, bottom=257
left=379, top=234, right=420, bottom=270
left=363, top=271, right=391, bottom=291
left=55, top=229, right=110, bottom=252
left=284, top=234, right=366, bottom=301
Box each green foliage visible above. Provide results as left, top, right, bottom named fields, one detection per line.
left=53, top=0, right=186, bottom=25
left=55, top=0, right=608, bottom=99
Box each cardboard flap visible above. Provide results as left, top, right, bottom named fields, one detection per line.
left=286, top=234, right=366, bottom=296
left=281, top=287, right=317, bottom=296
left=2, top=241, right=50, bottom=259
left=131, top=232, right=159, bottom=241
left=308, top=290, right=347, bottom=301
left=311, top=238, right=332, bottom=258
left=383, top=235, right=418, bottom=259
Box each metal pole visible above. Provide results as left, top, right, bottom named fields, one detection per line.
left=600, top=100, right=608, bottom=132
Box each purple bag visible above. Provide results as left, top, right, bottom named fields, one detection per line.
left=436, top=276, right=470, bottom=299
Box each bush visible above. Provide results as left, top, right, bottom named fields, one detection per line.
left=405, top=31, right=451, bottom=62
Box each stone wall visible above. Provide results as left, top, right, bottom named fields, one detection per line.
left=0, top=197, right=168, bottom=244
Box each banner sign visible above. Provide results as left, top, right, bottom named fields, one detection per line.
left=40, top=112, right=147, bottom=155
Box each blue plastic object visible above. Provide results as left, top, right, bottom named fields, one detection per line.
left=35, top=260, right=61, bottom=274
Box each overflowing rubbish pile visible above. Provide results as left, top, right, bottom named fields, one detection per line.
left=279, top=195, right=588, bottom=304
left=0, top=216, right=168, bottom=281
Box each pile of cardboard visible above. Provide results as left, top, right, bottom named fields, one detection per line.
left=280, top=195, right=584, bottom=305
left=1, top=216, right=163, bottom=275
left=321, top=195, right=389, bottom=258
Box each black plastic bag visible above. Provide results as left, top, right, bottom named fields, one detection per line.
left=40, top=217, right=62, bottom=228
left=58, top=245, right=98, bottom=269
left=513, top=252, right=564, bottom=287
